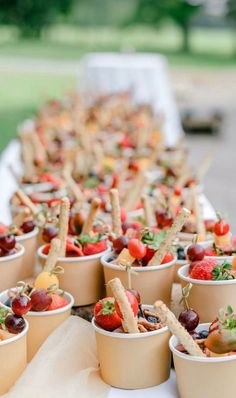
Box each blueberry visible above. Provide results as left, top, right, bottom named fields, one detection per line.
left=4, top=298, right=12, bottom=307
left=199, top=330, right=209, bottom=339
left=177, top=247, right=186, bottom=260
left=147, top=316, right=159, bottom=324
left=138, top=305, right=144, bottom=318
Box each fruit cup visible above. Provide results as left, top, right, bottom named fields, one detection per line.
left=0, top=289, right=74, bottom=361
left=187, top=240, right=234, bottom=263
left=178, top=264, right=236, bottom=322
left=101, top=252, right=176, bottom=306
left=170, top=323, right=236, bottom=398
left=0, top=244, right=25, bottom=291
left=38, top=245, right=109, bottom=306
left=16, top=227, right=39, bottom=279
left=93, top=305, right=171, bottom=389
left=0, top=320, right=28, bottom=395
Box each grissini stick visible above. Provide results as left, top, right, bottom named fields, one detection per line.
left=141, top=194, right=154, bottom=227
left=196, top=153, right=212, bottom=182
left=108, top=278, right=140, bottom=334
left=109, top=188, right=122, bottom=237
left=148, top=207, right=190, bottom=266
left=191, top=184, right=206, bottom=241
left=12, top=208, right=31, bottom=228
left=81, top=197, right=101, bottom=235
left=58, top=197, right=70, bottom=257
left=62, top=163, right=83, bottom=203
left=154, top=300, right=205, bottom=357
left=15, top=189, right=39, bottom=216
left=20, top=132, right=35, bottom=178
left=123, top=171, right=146, bottom=212
left=44, top=238, right=61, bottom=272
left=30, top=132, right=46, bottom=166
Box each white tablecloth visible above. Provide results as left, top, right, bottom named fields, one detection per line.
left=79, top=53, right=183, bottom=148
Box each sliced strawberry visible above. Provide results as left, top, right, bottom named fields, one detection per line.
left=83, top=240, right=107, bottom=255
left=161, top=252, right=174, bottom=264
left=47, top=294, right=68, bottom=311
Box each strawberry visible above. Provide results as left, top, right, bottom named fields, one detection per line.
left=83, top=240, right=107, bottom=255
left=161, top=252, right=174, bottom=264
left=0, top=224, right=7, bottom=234
left=94, top=297, right=122, bottom=331
left=190, top=259, right=217, bottom=280
left=120, top=208, right=127, bottom=222
left=47, top=294, right=68, bottom=311
left=114, top=290, right=139, bottom=319
left=204, top=248, right=217, bottom=256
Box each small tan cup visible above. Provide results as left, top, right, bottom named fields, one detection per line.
left=174, top=260, right=188, bottom=283
left=170, top=323, right=236, bottom=398
left=178, top=264, right=236, bottom=322
left=0, top=290, right=74, bottom=361
left=38, top=245, right=109, bottom=306
left=102, top=253, right=176, bottom=307
left=0, top=244, right=25, bottom=291
left=16, top=227, right=39, bottom=279
left=93, top=305, right=171, bottom=389
left=0, top=320, right=28, bottom=395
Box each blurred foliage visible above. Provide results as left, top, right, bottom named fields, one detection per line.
left=0, top=0, right=74, bottom=38
left=126, top=0, right=202, bottom=52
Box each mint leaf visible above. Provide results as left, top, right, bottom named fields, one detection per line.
left=77, top=233, right=105, bottom=246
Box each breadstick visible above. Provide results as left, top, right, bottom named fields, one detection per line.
left=109, top=189, right=122, bottom=237
left=44, top=238, right=61, bottom=272
left=15, top=189, right=39, bottom=216
left=62, top=164, right=83, bottom=203
left=191, top=184, right=206, bottom=241
left=141, top=194, right=154, bottom=227
left=108, top=278, right=139, bottom=334
left=12, top=208, right=31, bottom=228
left=116, top=248, right=135, bottom=267
left=154, top=300, right=205, bottom=357
left=58, top=197, right=70, bottom=257
left=81, top=197, right=101, bottom=235
left=148, top=207, right=190, bottom=265
left=123, top=171, right=146, bottom=212
left=196, top=154, right=212, bottom=181
left=20, top=132, right=35, bottom=178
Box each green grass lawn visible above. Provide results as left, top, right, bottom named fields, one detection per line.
left=0, top=72, right=75, bottom=153
left=0, top=24, right=235, bottom=154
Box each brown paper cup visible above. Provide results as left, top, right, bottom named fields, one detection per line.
left=170, top=323, right=236, bottom=398
left=0, top=320, right=28, bottom=395
left=102, top=253, right=175, bottom=307
left=0, top=289, right=74, bottom=361
left=16, top=227, right=39, bottom=279
left=174, top=260, right=188, bottom=283
left=38, top=245, right=109, bottom=306
left=93, top=305, right=171, bottom=389
left=0, top=244, right=25, bottom=291
left=178, top=264, right=236, bottom=322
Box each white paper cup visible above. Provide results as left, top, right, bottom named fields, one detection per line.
left=178, top=264, right=236, bottom=322
left=93, top=305, right=171, bottom=389
left=38, top=245, right=110, bottom=306
left=0, top=320, right=28, bottom=395
left=170, top=322, right=236, bottom=398
left=0, top=244, right=25, bottom=291
left=16, top=227, right=39, bottom=279
left=0, top=289, right=74, bottom=361
left=102, top=252, right=176, bottom=306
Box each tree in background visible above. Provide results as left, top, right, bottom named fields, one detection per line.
left=0, top=0, right=74, bottom=38
left=226, top=0, right=236, bottom=55
left=127, top=0, right=202, bottom=52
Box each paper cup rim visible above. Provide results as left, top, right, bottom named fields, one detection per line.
left=179, top=233, right=213, bottom=244
left=0, top=319, right=29, bottom=347
left=92, top=305, right=168, bottom=339
left=0, top=289, right=74, bottom=316
left=0, top=243, right=25, bottom=263
left=15, top=227, right=39, bottom=242
left=184, top=242, right=234, bottom=262
left=169, top=322, right=236, bottom=362
left=38, top=244, right=110, bottom=262
left=178, top=264, right=236, bottom=285
left=20, top=181, right=54, bottom=192
left=101, top=252, right=176, bottom=271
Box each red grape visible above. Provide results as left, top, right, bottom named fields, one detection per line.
left=12, top=295, right=31, bottom=315
left=127, top=288, right=141, bottom=304
left=113, top=236, right=128, bottom=254
left=0, top=234, right=16, bottom=252
left=187, top=244, right=205, bottom=262
left=42, top=226, right=58, bottom=243
left=31, top=289, right=52, bottom=312
left=21, top=220, right=35, bottom=234
left=155, top=209, right=173, bottom=229
left=5, top=314, right=25, bottom=334
left=178, top=309, right=199, bottom=331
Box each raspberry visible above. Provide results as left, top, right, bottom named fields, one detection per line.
left=190, top=259, right=217, bottom=280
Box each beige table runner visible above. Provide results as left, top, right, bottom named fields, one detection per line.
left=3, top=316, right=110, bottom=398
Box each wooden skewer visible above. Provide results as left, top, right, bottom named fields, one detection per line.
left=109, top=189, right=122, bottom=237
left=148, top=208, right=190, bottom=266
left=62, top=163, right=83, bottom=203
left=44, top=238, right=61, bottom=272
left=108, top=278, right=139, bottom=333
left=15, top=189, right=39, bottom=216
left=123, top=171, right=146, bottom=212
left=141, top=194, right=154, bottom=227
left=58, top=197, right=70, bottom=257
left=20, top=132, right=35, bottom=178
left=196, top=154, right=213, bottom=181
left=81, top=198, right=101, bottom=235
left=190, top=184, right=206, bottom=241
